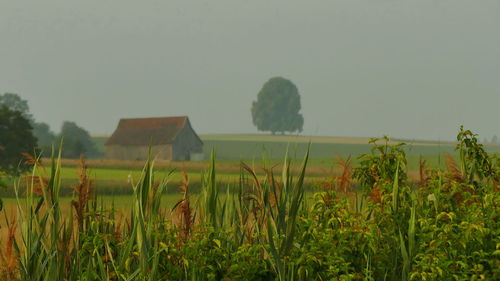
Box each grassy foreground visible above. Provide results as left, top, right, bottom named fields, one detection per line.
left=0, top=154, right=454, bottom=198
left=0, top=128, right=498, bottom=280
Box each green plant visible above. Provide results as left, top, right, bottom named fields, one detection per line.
left=456, top=125, right=498, bottom=186
left=0, top=105, right=38, bottom=176
left=353, top=136, right=407, bottom=192
left=1, top=127, right=498, bottom=281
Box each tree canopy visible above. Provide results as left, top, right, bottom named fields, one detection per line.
left=59, top=121, right=97, bottom=158
left=0, top=93, right=101, bottom=158
left=251, top=77, right=304, bottom=134
left=0, top=93, right=31, bottom=119
left=0, top=93, right=56, bottom=152
left=0, top=105, right=38, bottom=175
left=32, top=122, right=56, bottom=153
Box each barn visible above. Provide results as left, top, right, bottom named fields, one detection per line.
left=105, top=116, right=203, bottom=161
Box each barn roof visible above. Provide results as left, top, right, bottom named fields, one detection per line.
left=105, top=116, right=191, bottom=146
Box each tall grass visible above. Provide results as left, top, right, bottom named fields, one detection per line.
left=0, top=127, right=498, bottom=280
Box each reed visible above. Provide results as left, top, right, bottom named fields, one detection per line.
left=0, top=128, right=497, bottom=280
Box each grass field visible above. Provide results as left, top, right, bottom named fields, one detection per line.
left=200, top=134, right=500, bottom=159
left=91, top=133, right=500, bottom=171
left=1, top=134, right=497, bottom=198
left=95, top=133, right=500, bottom=161
left=0, top=153, right=447, bottom=196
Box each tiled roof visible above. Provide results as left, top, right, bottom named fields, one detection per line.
left=105, top=116, right=188, bottom=145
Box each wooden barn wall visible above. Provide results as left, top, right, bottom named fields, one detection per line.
left=106, top=144, right=173, bottom=161
left=172, top=122, right=203, bottom=161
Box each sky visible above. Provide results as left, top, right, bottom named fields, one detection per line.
left=1, top=0, right=499, bottom=141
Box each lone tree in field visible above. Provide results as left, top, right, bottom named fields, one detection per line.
left=0, top=105, right=38, bottom=175
left=251, top=77, right=304, bottom=134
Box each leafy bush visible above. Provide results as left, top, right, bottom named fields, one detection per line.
left=1, top=127, right=498, bottom=280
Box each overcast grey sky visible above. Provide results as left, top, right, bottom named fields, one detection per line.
left=1, top=0, right=499, bottom=140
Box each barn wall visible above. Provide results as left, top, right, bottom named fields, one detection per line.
left=106, top=144, right=172, bottom=161
left=172, top=121, right=203, bottom=161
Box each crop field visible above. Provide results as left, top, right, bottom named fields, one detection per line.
left=0, top=130, right=498, bottom=280
left=200, top=134, right=464, bottom=159
left=74, top=133, right=498, bottom=186
left=95, top=133, right=500, bottom=168
left=2, top=133, right=481, bottom=199
left=96, top=133, right=500, bottom=162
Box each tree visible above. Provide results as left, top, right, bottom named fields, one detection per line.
left=59, top=121, right=97, bottom=158
left=0, top=93, right=31, bottom=119
left=0, top=105, right=38, bottom=175
left=492, top=135, right=498, bottom=143
left=251, top=77, right=304, bottom=134
left=32, top=122, right=56, bottom=153
left=0, top=93, right=56, bottom=151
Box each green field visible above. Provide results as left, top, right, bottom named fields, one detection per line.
left=201, top=134, right=500, bottom=159
left=2, top=134, right=495, bottom=198
left=94, top=133, right=500, bottom=161
left=92, top=133, right=500, bottom=172
left=90, top=133, right=500, bottom=178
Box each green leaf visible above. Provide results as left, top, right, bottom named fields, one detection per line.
left=392, top=160, right=400, bottom=212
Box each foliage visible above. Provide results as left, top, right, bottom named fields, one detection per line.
left=251, top=77, right=304, bottom=134
left=456, top=126, right=497, bottom=185
left=294, top=191, right=376, bottom=280
left=353, top=136, right=407, bottom=193
left=0, top=105, right=38, bottom=175
left=59, top=121, right=98, bottom=158
left=0, top=93, right=56, bottom=152
left=31, top=122, right=56, bottom=154
left=0, top=93, right=31, bottom=120
left=0, top=127, right=498, bottom=280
